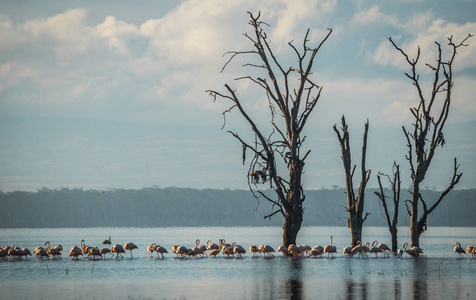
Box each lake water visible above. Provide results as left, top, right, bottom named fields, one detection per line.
left=0, top=226, right=475, bottom=300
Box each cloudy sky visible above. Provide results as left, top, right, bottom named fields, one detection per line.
left=1, top=0, right=475, bottom=192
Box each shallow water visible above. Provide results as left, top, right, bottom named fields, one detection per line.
left=0, top=226, right=475, bottom=299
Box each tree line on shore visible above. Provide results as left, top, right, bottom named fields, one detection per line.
left=0, top=187, right=474, bottom=229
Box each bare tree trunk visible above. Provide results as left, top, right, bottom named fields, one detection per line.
left=208, top=12, right=332, bottom=247
left=375, top=162, right=401, bottom=252
left=334, top=116, right=371, bottom=247
left=389, top=34, right=471, bottom=247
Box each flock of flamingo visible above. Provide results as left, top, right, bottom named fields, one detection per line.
left=1, top=235, right=475, bottom=262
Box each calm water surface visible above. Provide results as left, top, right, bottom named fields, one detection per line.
left=0, top=226, right=475, bottom=300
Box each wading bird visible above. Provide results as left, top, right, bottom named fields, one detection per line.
left=342, top=246, right=353, bottom=258
left=249, top=245, right=259, bottom=257
left=69, top=245, right=82, bottom=260
left=147, top=243, right=156, bottom=257
left=377, top=242, right=390, bottom=258
left=155, top=245, right=168, bottom=259
left=124, top=242, right=138, bottom=258
left=111, top=244, right=125, bottom=259
left=454, top=242, right=466, bottom=258
left=100, top=247, right=112, bottom=259
left=277, top=245, right=289, bottom=256
left=103, top=236, right=112, bottom=245
left=323, top=236, right=337, bottom=258
left=368, top=241, right=383, bottom=258
left=403, top=243, right=419, bottom=258
left=351, top=241, right=366, bottom=259
left=259, top=245, right=275, bottom=258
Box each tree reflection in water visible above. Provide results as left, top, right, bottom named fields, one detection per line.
left=287, top=258, right=303, bottom=300
left=412, top=259, right=429, bottom=300
left=344, top=278, right=368, bottom=300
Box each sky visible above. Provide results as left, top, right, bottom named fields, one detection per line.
left=0, top=0, right=475, bottom=192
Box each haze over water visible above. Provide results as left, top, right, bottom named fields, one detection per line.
left=1, top=226, right=475, bottom=299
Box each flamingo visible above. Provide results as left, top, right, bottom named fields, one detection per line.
left=351, top=241, right=366, bottom=259
left=221, top=245, right=234, bottom=258
left=323, top=236, right=337, bottom=258
left=100, top=247, right=112, bottom=259
left=259, top=245, right=275, bottom=258
left=175, top=246, right=188, bottom=259
left=45, top=241, right=61, bottom=259
left=155, top=245, right=168, bottom=259
left=454, top=242, right=466, bottom=258
left=249, top=245, right=259, bottom=257
left=403, top=242, right=419, bottom=258
left=287, top=244, right=299, bottom=257
left=35, top=247, right=49, bottom=260
left=208, top=247, right=221, bottom=258
left=277, top=245, right=289, bottom=256
left=397, top=249, right=403, bottom=258
left=411, top=245, right=424, bottom=255
left=80, top=240, right=91, bottom=255
left=192, top=240, right=205, bottom=258
left=111, top=244, right=125, bottom=259
left=147, top=243, right=156, bottom=257
left=7, top=246, right=21, bottom=261
left=21, top=248, right=32, bottom=260
left=124, top=242, right=138, bottom=258
left=206, top=240, right=220, bottom=251
left=342, top=246, right=353, bottom=258
left=220, top=239, right=231, bottom=249
left=377, top=242, right=390, bottom=258
left=368, top=241, right=383, bottom=258
left=172, top=245, right=178, bottom=258
left=466, top=245, right=474, bottom=258
left=69, top=245, right=83, bottom=260
left=0, top=248, right=6, bottom=261
left=103, top=236, right=112, bottom=245
left=298, top=245, right=311, bottom=257
left=310, top=246, right=324, bottom=258
left=196, top=239, right=207, bottom=253
left=232, top=242, right=246, bottom=259
left=88, top=247, right=101, bottom=260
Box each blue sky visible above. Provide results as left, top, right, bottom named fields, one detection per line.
left=0, top=0, right=475, bottom=192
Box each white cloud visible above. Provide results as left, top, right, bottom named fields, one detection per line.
left=22, top=8, right=98, bottom=63
left=373, top=19, right=476, bottom=71
left=0, top=62, right=41, bottom=92
left=96, top=16, right=141, bottom=55
left=351, top=5, right=386, bottom=25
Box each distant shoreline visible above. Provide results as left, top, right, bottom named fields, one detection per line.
left=1, top=187, right=475, bottom=228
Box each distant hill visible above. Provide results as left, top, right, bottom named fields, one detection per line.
left=0, top=187, right=474, bottom=228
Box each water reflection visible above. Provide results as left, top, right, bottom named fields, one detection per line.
left=394, top=279, right=402, bottom=300
left=344, top=278, right=368, bottom=300
left=287, top=258, right=303, bottom=300
left=411, top=259, right=429, bottom=300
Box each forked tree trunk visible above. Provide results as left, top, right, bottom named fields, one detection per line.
left=207, top=12, right=332, bottom=248
left=375, top=162, right=401, bottom=252
left=334, top=116, right=371, bottom=247
left=389, top=35, right=469, bottom=247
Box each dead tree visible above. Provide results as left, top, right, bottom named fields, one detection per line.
left=207, top=12, right=332, bottom=247
left=333, top=116, right=371, bottom=247
left=388, top=33, right=472, bottom=247
left=375, top=162, right=401, bottom=252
